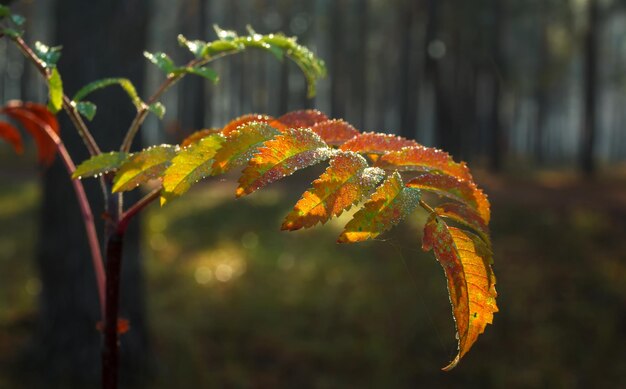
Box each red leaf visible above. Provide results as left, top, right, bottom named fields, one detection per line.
left=310, top=119, right=360, bottom=146
left=221, top=113, right=279, bottom=136
left=1, top=102, right=60, bottom=165
left=339, top=132, right=418, bottom=154
left=0, top=122, right=24, bottom=154
left=273, top=109, right=328, bottom=129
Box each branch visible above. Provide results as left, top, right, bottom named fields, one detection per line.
left=419, top=199, right=436, bottom=214
left=117, top=187, right=161, bottom=234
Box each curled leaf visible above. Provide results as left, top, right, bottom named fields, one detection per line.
left=282, top=151, right=385, bottom=230
left=338, top=171, right=421, bottom=243
left=236, top=128, right=333, bottom=197
left=422, top=215, right=497, bottom=370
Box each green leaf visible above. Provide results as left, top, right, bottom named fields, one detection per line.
left=148, top=102, right=166, bottom=119
left=34, top=41, right=62, bottom=68
left=144, top=51, right=176, bottom=75
left=75, top=101, right=97, bottom=121
left=0, top=6, right=10, bottom=18
left=112, top=145, right=178, bottom=193
left=47, top=68, right=63, bottom=113
left=161, top=134, right=225, bottom=205
left=10, top=14, right=25, bottom=26
left=1, top=27, right=22, bottom=38
left=202, top=40, right=243, bottom=57
left=73, top=78, right=143, bottom=110
left=177, top=66, right=219, bottom=83
left=72, top=152, right=130, bottom=180
left=177, top=34, right=207, bottom=59
left=213, top=25, right=238, bottom=41
left=338, top=171, right=421, bottom=243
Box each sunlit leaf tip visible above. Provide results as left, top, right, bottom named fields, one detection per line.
left=337, top=171, right=421, bottom=243
left=72, top=151, right=130, bottom=180
left=221, top=113, right=277, bottom=136
left=112, top=145, right=178, bottom=193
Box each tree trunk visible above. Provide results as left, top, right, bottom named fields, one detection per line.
left=30, top=1, right=151, bottom=387
left=580, top=0, right=599, bottom=176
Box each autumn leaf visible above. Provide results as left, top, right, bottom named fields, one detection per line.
left=422, top=215, right=497, bottom=371
left=161, top=134, right=225, bottom=204
left=338, top=171, right=421, bottom=243
left=72, top=151, right=130, bottom=180
left=339, top=132, right=417, bottom=155
left=237, top=128, right=333, bottom=197
left=310, top=119, right=359, bottom=146
left=0, top=122, right=24, bottom=154
left=211, top=122, right=280, bottom=176
left=375, top=145, right=473, bottom=182
left=406, top=173, right=491, bottom=223
left=221, top=113, right=279, bottom=135
left=113, top=145, right=178, bottom=192
left=282, top=152, right=385, bottom=230
left=273, top=109, right=328, bottom=129
left=435, top=202, right=490, bottom=245
left=180, top=128, right=221, bottom=148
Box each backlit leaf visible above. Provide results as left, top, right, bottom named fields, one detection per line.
left=0, top=122, right=23, bottom=154
left=435, top=202, right=490, bottom=245
left=406, top=173, right=491, bottom=223
left=211, top=122, right=280, bottom=176
left=161, top=134, right=225, bottom=205
left=113, top=145, right=178, bottom=192
left=338, top=171, right=420, bottom=243
left=73, top=78, right=143, bottom=110
left=72, top=151, right=129, bottom=180
left=422, top=215, right=497, bottom=371
left=340, top=132, right=418, bottom=155
left=148, top=102, right=166, bottom=119
left=221, top=113, right=277, bottom=136
left=376, top=145, right=472, bottom=182
left=178, top=66, right=219, bottom=83
left=180, top=128, right=221, bottom=148
left=282, top=151, right=385, bottom=230
left=274, top=109, right=328, bottom=129
left=310, top=119, right=359, bottom=146
left=144, top=51, right=176, bottom=75
left=34, top=41, right=62, bottom=68
left=236, top=128, right=333, bottom=197
left=75, top=101, right=97, bottom=121
left=47, top=68, right=63, bottom=113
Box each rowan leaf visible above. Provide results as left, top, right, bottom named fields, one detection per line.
left=435, top=202, right=490, bottom=245
left=0, top=122, right=24, bottom=154
left=211, top=122, right=280, bottom=176
left=422, top=215, right=497, bottom=371
left=310, top=119, right=359, bottom=146
left=282, top=151, right=385, bottom=230
left=406, top=173, right=491, bottom=223
left=180, top=128, right=221, bottom=148
left=375, top=145, right=473, bottom=182
left=144, top=51, right=177, bottom=75
left=73, top=78, right=143, bottom=110
left=338, top=171, right=421, bottom=243
left=236, top=128, right=333, bottom=197
left=161, top=134, right=225, bottom=205
left=274, top=109, right=328, bottom=129
left=75, top=101, right=97, bottom=121
left=339, top=132, right=418, bottom=155
left=47, top=68, right=63, bottom=113
left=221, top=113, right=277, bottom=136
left=112, top=145, right=178, bottom=192
left=34, top=41, right=62, bottom=68
left=1, top=102, right=59, bottom=165
left=72, top=151, right=130, bottom=180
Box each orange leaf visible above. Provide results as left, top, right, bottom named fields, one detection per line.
left=310, top=119, right=359, bottom=146
left=406, top=173, right=490, bottom=223
left=375, top=145, right=472, bottom=182
left=180, top=128, right=221, bottom=148
left=338, top=171, right=421, bottom=243
left=422, top=215, right=497, bottom=370
left=435, top=202, right=490, bottom=245
left=221, top=113, right=278, bottom=136
left=0, top=122, right=24, bottom=154
left=282, top=152, right=385, bottom=230
left=236, top=128, right=332, bottom=197
left=273, top=109, right=328, bottom=129
left=339, top=132, right=417, bottom=155
left=1, top=102, right=60, bottom=165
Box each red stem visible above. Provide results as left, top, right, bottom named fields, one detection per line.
left=118, top=187, right=160, bottom=234
left=102, top=230, right=123, bottom=389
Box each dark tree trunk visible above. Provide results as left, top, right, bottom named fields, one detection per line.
left=30, top=1, right=151, bottom=387
left=581, top=0, right=599, bottom=176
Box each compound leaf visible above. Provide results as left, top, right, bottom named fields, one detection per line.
left=113, top=145, right=178, bottom=192
left=161, top=134, right=225, bottom=205
left=282, top=151, right=385, bottom=230
left=422, top=215, right=497, bottom=371
left=72, top=151, right=129, bottom=180
left=338, top=171, right=421, bottom=243
left=237, top=128, right=333, bottom=197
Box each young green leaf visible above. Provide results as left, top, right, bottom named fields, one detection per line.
left=10, top=13, right=25, bottom=26
left=144, top=51, right=177, bottom=75
left=211, top=122, right=280, bottom=176
left=161, top=134, right=225, bottom=205
left=422, top=215, right=497, bottom=371
left=406, top=173, right=491, bottom=223
left=72, top=151, right=130, bottom=180
left=73, top=78, right=143, bottom=110
left=148, top=102, right=166, bottom=119
left=236, top=128, right=333, bottom=197
left=282, top=152, right=385, bottom=230
left=213, top=25, right=238, bottom=41
left=338, top=171, right=421, bottom=243
left=47, top=68, right=63, bottom=113
left=177, top=34, right=208, bottom=58
left=0, top=122, right=24, bottom=154
left=375, top=145, right=473, bottom=182
left=112, top=145, right=178, bottom=193
left=75, top=101, right=97, bottom=121
left=310, top=119, right=360, bottom=146
left=34, top=41, right=62, bottom=68
left=176, top=66, right=219, bottom=83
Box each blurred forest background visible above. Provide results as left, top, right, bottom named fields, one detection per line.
left=1, top=0, right=626, bottom=388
